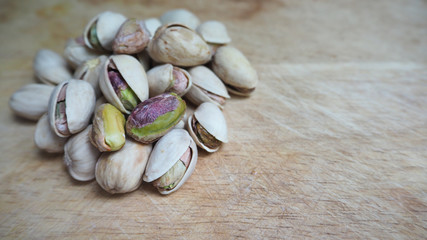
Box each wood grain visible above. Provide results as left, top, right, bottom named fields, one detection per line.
left=0, top=0, right=426, bottom=239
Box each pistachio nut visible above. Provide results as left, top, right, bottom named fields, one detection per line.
left=196, top=21, right=231, bottom=44
left=34, top=114, right=67, bottom=153
left=64, top=36, right=101, bottom=69
left=187, top=102, right=228, bottom=152
left=212, top=45, right=258, bottom=96
left=33, top=49, right=72, bottom=85
left=83, top=11, right=127, bottom=52
left=159, top=9, right=200, bottom=30
left=90, top=103, right=126, bottom=152
left=136, top=50, right=151, bottom=71
left=74, top=55, right=108, bottom=98
left=144, top=129, right=198, bottom=194
left=147, top=64, right=192, bottom=97
left=64, top=125, right=101, bottom=181
left=126, top=93, right=186, bottom=144
left=147, top=23, right=211, bottom=67
left=99, top=55, right=149, bottom=114
left=96, top=139, right=152, bottom=194
left=113, top=18, right=151, bottom=54
left=9, top=83, right=55, bottom=121
left=144, top=18, right=162, bottom=38
left=48, top=79, right=96, bottom=137
left=186, top=66, right=230, bottom=109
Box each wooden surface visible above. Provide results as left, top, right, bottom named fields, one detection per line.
left=1, top=0, right=426, bottom=239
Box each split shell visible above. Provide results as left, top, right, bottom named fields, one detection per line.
left=33, top=49, right=72, bottom=85
left=196, top=21, right=231, bottom=44
left=74, top=55, right=108, bottom=98
left=147, top=64, right=192, bottom=97
left=48, top=79, right=96, bottom=137
left=99, top=55, right=149, bottom=114
left=159, top=9, right=200, bottom=30
left=34, top=114, right=67, bottom=153
left=187, top=102, right=228, bottom=152
left=64, top=37, right=101, bottom=69
left=144, top=18, right=162, bottom=38
left=143, top=129, right=198, bottom=195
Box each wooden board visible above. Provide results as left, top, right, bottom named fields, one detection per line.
left=0, top=0, right=426, bottom=239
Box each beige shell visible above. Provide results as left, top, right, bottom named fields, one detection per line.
left=64, top=37, right=101, bottom=69
left=64, top=125, right=100, bottom=181
left=48, top=79, right=96, bottom=137
left=9, top=83, right=55, bottom=121
left=186, top=66, right=230, bottom=109
left=99, top=55, right=149, bottom=114
left=33, top=49, right=72, bottom=85
left=147, top=23, right=211, bottom=67
left=147, top=64, right=192, bottom=97
left=159, top=9, right=200, bottom=30
left=74, top=55, right=108, bottom=98
left=96, top=139, right=152, bottom=194
left=34, top=114, right=67, bottom=153
left=143, top=129, right=198, bottom=195
left=144, top=18, right=162, bottom=38
left=212, top=45, right=258, bottom=96
left=196, top=21, right=231, bottom=44
left=136, top=50, right=151, bottom=71
left=83, top=11, right=127, bottom=51
left=187, top=102, right=228, bottom=152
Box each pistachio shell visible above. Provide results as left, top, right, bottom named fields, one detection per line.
left=96, top=139, right=152, bottom=194
left=144, top=18, right=162, bottom=37
left=212, top=45, right=258, bottom=96
left=83, top=11, right=127, bottom=51
left=147, top=23, right=211, bottom=67
left=159, top=9, right=200, bottom=30
left=33, top=49, right=72, bottom=85
left=34, top=114, right=67, bottom=153
left=74, top=55, right=108, bottom=98
left=64, top=125, right=100, bottom=181
left=48, top=80, right=96, bottom=137
left=187, top=102, right=228, bottom=152
left=136, top=50, right=151, bottom=71
left=64, top=37, right=101, bottom=69
left=99, top=55, right=149, bottom=114
left=143, top=129, right=198, bottom=195
left=9, top=83, right=55, bottom=121
left=147, top=64, right=192, bottom=97
left=196, top=21, right=231, bottom=44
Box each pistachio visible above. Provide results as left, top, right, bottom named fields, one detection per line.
left=34, top=114, right=67, bottom=153
left=126, top=93, right=186, bottom=144
left=113, top=18, right=151, bottom=54
left=9, top=83, right=55, bottom=121
left=196, top=20, right=231, bottom=44
left=144, top=18, right=162, bottom=38
left=74, top=55, right=108, bottom=98
left=159, top=9, right=200, bottom=30
left=153, top=147, right=191, bottom=190
left=33, top=49, right=72, bottom=85
left=146, top=64, right=192, bottom=97
left=90, top=103, right=126, bottom=152
left=136, top=50, right=151, bottom=71
left=64, top=37, right=101, bottom=69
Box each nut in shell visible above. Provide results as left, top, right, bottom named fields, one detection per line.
left=95, top=139, right=152, bottom=194
left=147, top=64, right=192, bottom=97
left=159, top=8, right=200, bottom=30
left=196, top=20, right=231, bottom=44
left=33, top=49, right=72, bottom=85
left=113, top=18, right=151, bottom=54
left=143, top=129, right=198, bottom=194
left=74, top=55, right=108, bottom=98
left=34, top=114, right=67, bottom=153
left=64, top=37, right=101, bottom=69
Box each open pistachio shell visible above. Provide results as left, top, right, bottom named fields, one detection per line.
left=33, top=49, right=72, bottom=85
left=196, top=21, right=231, bottom=44
left=48, top=79, right=96, bottom=137
left=64, top=125, right=100, bottom=181
left=99, top=55, right=149, bottom=114
left=95, top=139, right=152, bottom=194
left=64, top=37, right=101, bottom=69
left=148, top=23, right=211, bottom=67
left=34, top=114, right=67, bottom=153
left=159, top=9, right=200, bottom=30
left=147, top=64, right=192, bottom=97
left=212, top=45, right=258, bottom=96
left=186, top=66, right=230, bottom=109
left=74, top=55, right=108, bottom=98
left=144, top=18, right=162, bottom=38
left=187, top=102, right=228, bottom=152
left=143, top=129, right=198, bottom=195
left=83, top=11, right=127, bottom=52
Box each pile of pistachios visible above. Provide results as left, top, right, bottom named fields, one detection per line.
left=9, top=9, right=258, bottom=195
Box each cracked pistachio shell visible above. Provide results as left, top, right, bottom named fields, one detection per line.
left=187, top=102, right=228, bottom=152
left=147, top=64, right=192, bottom=97
left=196, top=21, right=231, bottom=44
left=186, top=66, right=230, bottom=109
left=95, top=139, right=152, bottom=194
left=64, top=125, right=100, bottom=181
left=148, top=23, right=211, bottom=67
left=144, top=18, right=162, bottom=38
left=113, top=18, right=151, bottom=54
left=143, top=129, right=198, bottom=195
left=212, top=45, right=258, bottom=96
left=126, top=93, right=186, bottom=144
left=83, top=11, right=127, bottom=51
left=64, top=37, right=101, bottom=69
left=136, top=50, right=151, bottom=71
left=9, top=83, right=55, bottom=121
left=99, top=55, right=149, bottom=114
left=33, top=49, right=72, bottom=85
left=74, top=55, right=108, bottom=98
left=48, top=80, right=96, bottom=137
left=34, top=114, right=67, bottom=153
left=159, top=9, right=200, bottom=30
